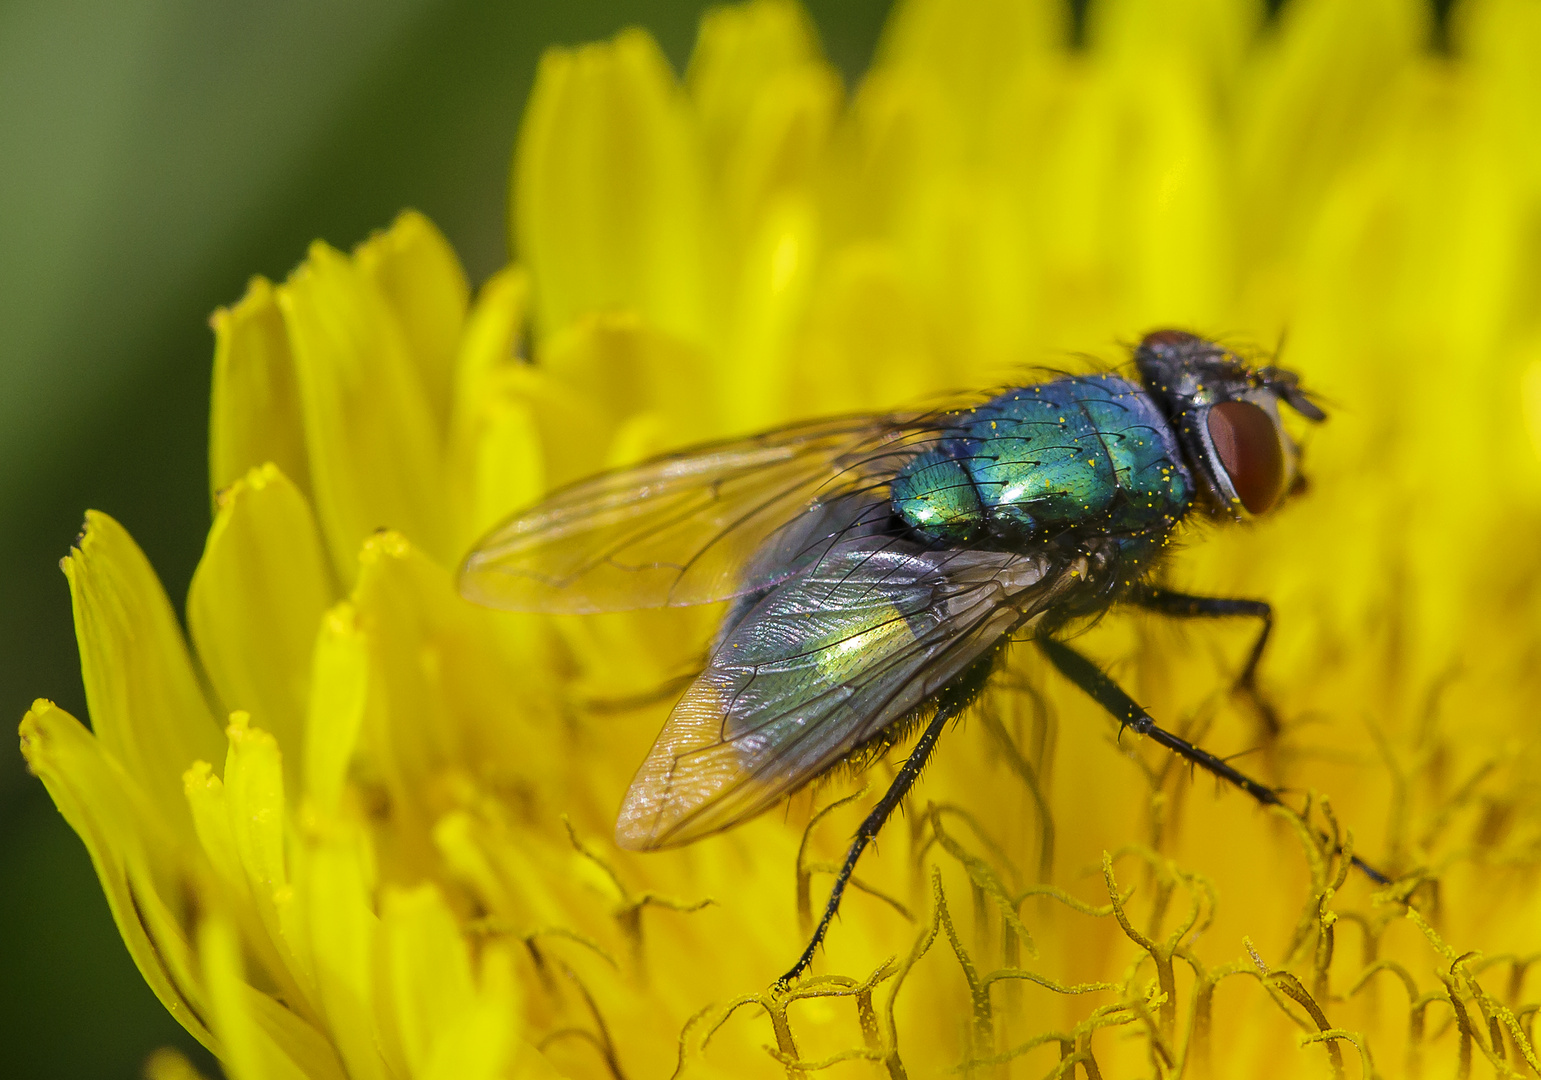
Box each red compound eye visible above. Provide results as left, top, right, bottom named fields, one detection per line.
left=1206, top=401, right=1285, bottom=514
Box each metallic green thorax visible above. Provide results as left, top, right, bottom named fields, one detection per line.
left=891, top=375, right=1192, bottom=558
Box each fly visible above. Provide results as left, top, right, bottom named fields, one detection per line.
left=458, top=329, right=1388, bottom=982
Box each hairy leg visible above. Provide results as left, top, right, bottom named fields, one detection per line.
left=1129, top=586, right=1280, bottom=734
left=780, top=695, right=962, bottom=984
left=1038, top=637, right=1389, bottom=885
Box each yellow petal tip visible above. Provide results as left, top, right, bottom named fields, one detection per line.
left=182, top=760, right=216, bottom=792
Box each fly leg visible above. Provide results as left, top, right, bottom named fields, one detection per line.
left=780, top=695, right=963, bottom=985
left=1129, top=587, right=1280, bottom=735
left=1037, top=637, right=1390, bottom=885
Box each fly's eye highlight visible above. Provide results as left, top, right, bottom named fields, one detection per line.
left=1206, top=400, right=1285, bottom=514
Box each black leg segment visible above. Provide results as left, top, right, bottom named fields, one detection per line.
left=1129, top=586, right=1278, bottom=732
left=780, top=695, right=962, bottom=984
left=1037, top=637, right=1389, bottom=885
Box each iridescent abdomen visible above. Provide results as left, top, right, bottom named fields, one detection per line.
left=891, top=375, right=1191, bottom=548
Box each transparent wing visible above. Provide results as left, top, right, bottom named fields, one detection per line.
left=459, top=414, right=952, bottom=614
left=615, top=534, right=1090, bottom=850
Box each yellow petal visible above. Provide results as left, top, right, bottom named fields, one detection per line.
left=419, top=996, right=514, bottom=1080
left=982, top=56, right=1227, bottom=343
left=464, top=385, right=546, bottom=548
left=514, top=28, right=714, bottom=345
left=482, top=363, right=605, bottom=498
left=198, top=914, right=269, bottom=1080
left=1457, top=0, right=1541, bottom=186
left=187, top=464, right=334, bottom=774
left=550, top=603, right=716, bottom=706
left=19, top=701, right=215, bottom=1050
left=355, top=210, right=470, bottom=430
left=380, top=884, right=482, bottom=1076
left=1088, top=0, right=1264, bottom=88
left=297, top=821, right=387, bottom=1080
left=687, top=0, right=842, bottom=384
left=1102, top=62, right=1230, bottom=330
left=828, top=68, right=954, bottom=248
left=899, top=172, right=1039, bottom=377
left=538, top=311, right=718, bottom=454
left=184, top=763, right=249, bottom=939
left=601, top=408, right=669, bottom=469
left=64, top=511, right=224, bottom=838
left=144, top=1049, right=212, bottom=1080
left=457, top=341, right=739, bottom=720
left=184, top=757, right=316, bottom=1026
left=221, top=716, right=296, bottom=965
left=419, top=936, right=557, bottom=1080
left=430, top=813, right=515, bottom=918
left=445, top=266, right=544, bottom=546
left=722, top=195, right=820, bottom=429
left=1523, top=350, right=1541, bottom=463
left=1237, top=0, right=1428, bottom=264
left=463, top=312, right=715, bottom=528
left=303, top=602, right=368, bottom=816
left=716, top=64, right=840, bottom=241
left=210, top=277, right=311, bottom=505
left=351, top=535, right=464, bottom=862
left=447, top=266, right=531, bottom=452
left=199, top=913, right=344, bottom=1080
left=352, top=533, right=558, bottom=856
left=278, top=241, right=451, bottom=583
left=687, top=0, right=825, bottom=171
left=877, top=0, right=1064, bottom=146
left=796, top=241, right=939, bottom=414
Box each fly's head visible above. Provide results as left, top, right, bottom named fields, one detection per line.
left=1134, top=329, right=1327, bottom=521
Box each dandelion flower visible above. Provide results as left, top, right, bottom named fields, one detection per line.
left=21, top=0, right=1541, bottom=1076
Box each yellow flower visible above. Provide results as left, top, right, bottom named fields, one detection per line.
left=20, top=0, right=1541, bottom=1076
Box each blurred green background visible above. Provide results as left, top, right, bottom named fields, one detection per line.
left=0, top=2, right=892, bottom=1076
left=0, top=0, right=1465, bottom=1076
